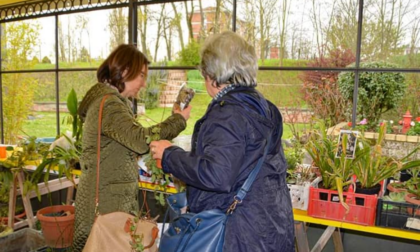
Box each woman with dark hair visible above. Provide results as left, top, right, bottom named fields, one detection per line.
left=150, top=31, right=294, bottom=251
left=72, top=44, right=191, bottom=251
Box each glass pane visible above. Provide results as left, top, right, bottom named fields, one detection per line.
left=351, top=71, right=420, bottom=133
left=136, top=69, right=209, bottom=136
left=236, top=0, right=359, bottom=67
left=58, top=8, right=128, bottom=69
left=362, top=0, right=420, bottom=68
left=2, top=73, right=55, bottom=143
left=258, top=70, right=320, bottom=139
left=1, top=16, right=55, bottom=71
left=137, top=0, right=232, bottom=65
left=59, top=71, right=97, bottom=135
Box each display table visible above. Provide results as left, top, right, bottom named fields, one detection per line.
left=293, top=209, right=420, bottom=252
left=27, top=169, right=420, bottom=249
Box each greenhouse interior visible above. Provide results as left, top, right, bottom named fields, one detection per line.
left=0, top=0, right=419, bottom=251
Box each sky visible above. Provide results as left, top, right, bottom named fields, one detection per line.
left=32, top=1, right=218, bottom=63
left=13, top=0, right=420, bottom=63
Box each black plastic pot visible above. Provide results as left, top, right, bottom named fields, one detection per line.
left=355, top=183, right=381, bottom=205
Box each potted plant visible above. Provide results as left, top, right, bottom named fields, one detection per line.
left=404, top=186, right=420, bottom=216
left=30, top=89, right=81, bottom=249
left=403, top=167, right=420, bottom=215
left=352, top=124, right=420, bottom=196
left=36, top=204, right=75, bottom=248
left=29, top=88, right=82, bottom=195
left=305, top=122, right=354, bottom=191
left=383, top=191, right=407, bottom=203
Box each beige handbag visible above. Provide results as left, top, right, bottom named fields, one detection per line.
left=83, top=94, right=159, bottom=252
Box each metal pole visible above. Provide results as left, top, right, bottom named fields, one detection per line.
left=55, top=15, right=60, bottom=136
left=352, top=0, right=364, bottom=128
left=0, top=24, right=3, bottom=143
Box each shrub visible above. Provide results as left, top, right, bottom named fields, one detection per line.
left=41, top=56, right=51, bottom=64
left=299, top=48, right=355, bottom=126
left=32, top=56, right=40, bottom=64
left=338, top=62, right=406, bottom=130
left=177, top=40, right=201, bottom=66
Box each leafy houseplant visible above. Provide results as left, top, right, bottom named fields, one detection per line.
left=403, top=167, right=420, bottom=215
left=0, top=136, right=48, bottom=198
left=353, top=124, right=420, bottom=193
left=305, top=122, right=357, bottom=211
left=383, top=191, right=406, bottom=203
left=29, top=89, right=82, bottom=197
left=405, top=186, right=420, bottom=216
left=143, top=126, right=172, bottom=205
left=305, top=122, right=354, bottom=191
left=0, top=136, right=48, bottom=229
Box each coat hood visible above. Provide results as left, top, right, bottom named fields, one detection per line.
left=78, top=83, right=122, bottom=122
left=220, top=87, right=276, bottom=130
left=217, top=86, right=283, bottom=154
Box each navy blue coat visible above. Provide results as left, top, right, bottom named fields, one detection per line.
left=162, top=87, right=295, bottom=252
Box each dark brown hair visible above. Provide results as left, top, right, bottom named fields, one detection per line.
left=97, top=44, right=150, bottom=93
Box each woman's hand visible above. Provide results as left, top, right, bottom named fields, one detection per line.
left=173, top=105, right=192, bottom=121
left=150, top=140, right=172, bottom=160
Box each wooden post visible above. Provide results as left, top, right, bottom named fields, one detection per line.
left=16, top=171, right=35, bottom=228
left=294, top=221, right=310, bottom=252
left=8, top=171, right=35, bottom=229
left=7, top=173, right=17, bottom=228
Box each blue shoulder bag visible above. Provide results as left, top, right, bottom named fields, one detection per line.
left=159, top=136, right=272, bottom=252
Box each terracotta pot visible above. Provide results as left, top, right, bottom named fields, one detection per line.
left=404, top=193, right=420, bottom=216
left=36, top=205, right=75, bottom=248
left=0, top=210, right=26, bottom=225
left=386, top=182, right=407, bottom=193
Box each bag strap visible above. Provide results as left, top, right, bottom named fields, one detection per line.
left=227, top=133, right=272, bottom=214
left=95, top=94, right=111, bottom=215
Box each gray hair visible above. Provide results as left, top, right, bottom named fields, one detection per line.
left=199, top=31, right=258, bottom=87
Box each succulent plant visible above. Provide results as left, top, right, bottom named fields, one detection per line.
left=382, top=191, right=406, bottom=202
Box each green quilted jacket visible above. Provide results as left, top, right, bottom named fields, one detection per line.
left=72, top=83, right=186, bottom=251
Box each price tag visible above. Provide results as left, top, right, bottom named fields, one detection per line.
left=406, top=218, right=420, bottom=230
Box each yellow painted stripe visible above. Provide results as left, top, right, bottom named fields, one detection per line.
left=294, top=209, right=420, bottom=241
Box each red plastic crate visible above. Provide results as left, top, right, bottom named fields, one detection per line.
left=307, top=187, right=378, bottom=226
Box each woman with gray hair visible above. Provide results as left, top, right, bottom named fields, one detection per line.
left=150, top=31, right=294, bottom=251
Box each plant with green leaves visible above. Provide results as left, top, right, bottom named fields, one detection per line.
left=29, top=135, right=80, bottom=198
left=382, top=192, right=406, bottom=202
left=29, top=89, right=82, bottom=199
left=64, top=88, right=83, bottom=143
left=405, top=167, right=420, bottom=200
left=305, top=122, right=358, bottom=212
left=305, top=122, right=354, bottom=190
left=143, top=126, right=172, bottom=205
left=1, top=21, right=40, bottom=143
left=338, top=62, right=407, bottom=130
left=353, top=123, right=420, bottom=189
left=127, top=213, right=145, bottom=252
left=0, top=136, right=49, bottom=199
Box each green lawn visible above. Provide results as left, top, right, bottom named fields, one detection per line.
left=22, top=102, right=302, bottom=141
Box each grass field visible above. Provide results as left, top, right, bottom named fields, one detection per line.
left=22, top=95, right=301, bottom=140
